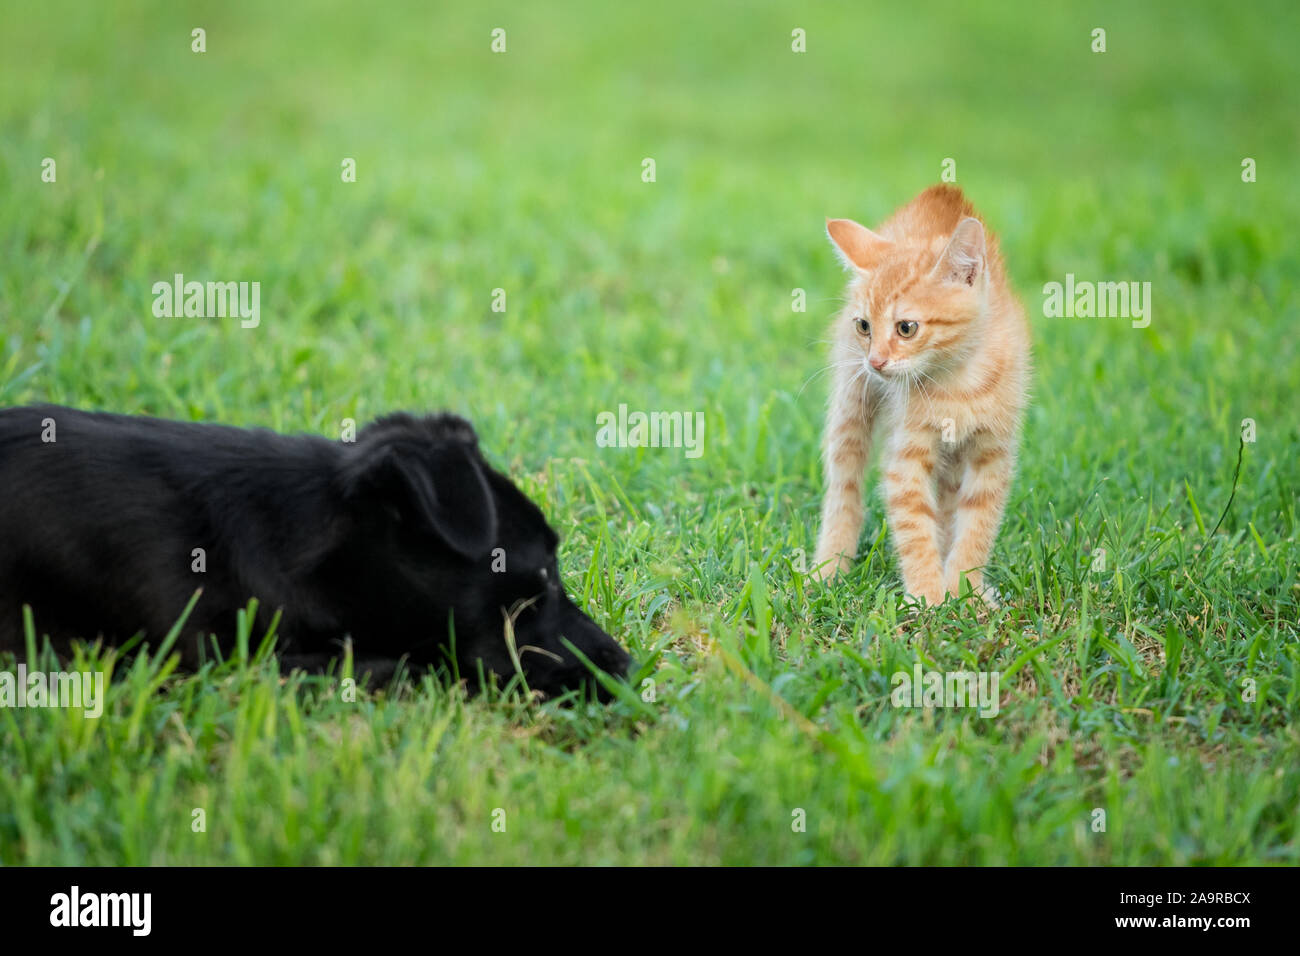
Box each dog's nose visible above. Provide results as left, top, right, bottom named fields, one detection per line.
left=607, top=646, right=633, bottom=677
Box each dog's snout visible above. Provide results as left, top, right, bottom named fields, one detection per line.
left=602, top=642, right=633, bottom=677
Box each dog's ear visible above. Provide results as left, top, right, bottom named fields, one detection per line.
left=341, top=423, right=498, bottom=560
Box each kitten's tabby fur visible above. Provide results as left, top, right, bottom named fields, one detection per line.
left=813, top=185, right=1030, bottom=605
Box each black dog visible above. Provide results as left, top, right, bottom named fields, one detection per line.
left=0, top=405, right=631, bottom=700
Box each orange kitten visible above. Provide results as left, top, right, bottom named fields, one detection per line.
left=812, top=185, right=1030, bottom=605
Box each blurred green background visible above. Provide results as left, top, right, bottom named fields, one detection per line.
left=0, top=1, right=1296, bottom=864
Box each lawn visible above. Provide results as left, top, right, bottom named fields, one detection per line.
left=0, top=0, right=1296, bottom=864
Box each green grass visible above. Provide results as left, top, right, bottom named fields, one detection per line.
left=1, top=0, right=1297, bottom=864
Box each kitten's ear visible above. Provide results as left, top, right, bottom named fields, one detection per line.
left=826, top=218, right=892, bottom=272
left=931, top=217, right=986, bottom=286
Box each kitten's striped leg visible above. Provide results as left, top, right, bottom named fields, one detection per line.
left=813, top=365, right=874, bottom=581
left=934, top=454, right=963, bottom=564
left=882, top=433, right=946, bottom=605
left=944, top=436, right=1014, bottom=603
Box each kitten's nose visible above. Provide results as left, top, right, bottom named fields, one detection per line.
left=869, top=355, right=888, bottom=370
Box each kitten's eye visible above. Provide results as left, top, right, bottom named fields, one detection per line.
left=854, top=317, right=871, bottom=336
left=896, top=320, right=919, bottom=339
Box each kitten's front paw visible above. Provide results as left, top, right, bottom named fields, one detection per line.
left=903, top=583, right=948, bottom=608
left=946, top=569, right=1002, bottom=608
left=811, top=552, right=853, bottom=582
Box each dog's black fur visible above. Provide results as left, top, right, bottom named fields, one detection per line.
left=0, top=405, right=631, bottom=700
